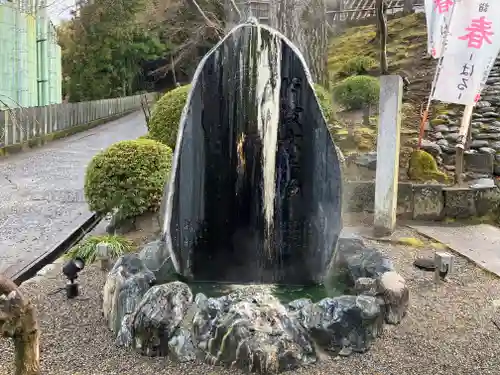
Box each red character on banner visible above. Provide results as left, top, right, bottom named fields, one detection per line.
left=433, top=0, right=453, bottom=13
left=458, top=16, right=494, bottom=49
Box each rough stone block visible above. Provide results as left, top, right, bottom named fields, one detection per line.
left=464, top=152, right=494, bottom=174
left=343, top=181, right=375, bottom=212
left=329, top=231, right=394, bottom=293
left=300, top=295, right=384, bottom=354
left=412, top=184, right=444, bottom=220
left=396, top=182, right=413, bottom=218
left=132, top=282, right=193, bottom=356
left=443, top=187, right=476, bottom=218
left=102, top=254, right=156, bottom=338
left=139, top=240, right=177, bottom=284
left=473, top=186, right=500, bottom=216
left=377, top=271, right=409, bottom=325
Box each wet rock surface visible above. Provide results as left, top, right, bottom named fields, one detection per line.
left=102, top=254, right=156, bottom=337
left=103, top=230, right=409, bottom=373
left=328, top=231, right=409, bottom=325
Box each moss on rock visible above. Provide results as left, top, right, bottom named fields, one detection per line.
left=407, top=150, right=450, bottom=183
left=430, top=118, right=448, bottom=126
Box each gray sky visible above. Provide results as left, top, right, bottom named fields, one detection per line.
left=46, top=0, right=75, bottom=24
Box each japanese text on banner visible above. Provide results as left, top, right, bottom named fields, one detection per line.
left=431, top=0, right=500, bottom=105
left=424, top=0, right=455, bottom=58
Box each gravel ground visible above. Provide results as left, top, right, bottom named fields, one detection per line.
left=1, top=225, right=500, bottom=375
left=0, top=111, right=146, bottom=278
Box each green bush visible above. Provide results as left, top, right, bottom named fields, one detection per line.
left=332, top=75, right=380, bottom=110
left=137, top=133, right=151, bottom=140
left=148, top=84, right=191, bottom=149
left=313, top=84, right=337, bottom=125
left=338, top=56, right=378, bottom=77
left=84, top=139, right=173, bottom=219
left=65, top=235, right=133, bottom=264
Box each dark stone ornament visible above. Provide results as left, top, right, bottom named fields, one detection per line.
left=160, top=21, right=343, bottom=285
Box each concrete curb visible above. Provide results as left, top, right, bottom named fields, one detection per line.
left=11, top=213, right=103, bottom=285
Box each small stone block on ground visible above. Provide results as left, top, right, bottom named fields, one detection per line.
left=443, top=187, right=476, bottom=218
left=396, top=182, right=413, bottom=218
left=464, top=152, right=494, bottom=174
left=473, top=185, right=500, bottom=216
left=344, top=181, right=375, bottom=213
left=412, top=184, right=444, bottom=220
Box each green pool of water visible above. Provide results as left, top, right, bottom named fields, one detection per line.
left=187, top=282, right=342, bottom=304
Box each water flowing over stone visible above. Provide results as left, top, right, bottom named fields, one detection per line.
left=160, top=21, right=343, bottom=284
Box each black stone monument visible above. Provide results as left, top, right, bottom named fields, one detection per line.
left=160, top=20, right=343, bottom=285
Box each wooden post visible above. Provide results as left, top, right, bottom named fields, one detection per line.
left=0, top=275, right=40, bottom=375
left=374, top=76, right=403, bottom=237
left=403, top=0, right=414, bottom=14
left=455, top=104, right=474, bottom=185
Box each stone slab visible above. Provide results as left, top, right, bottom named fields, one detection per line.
left=443, top=187, right=476, bottom=218
left=464, top=152, right=494, bottom=174
left=410, top=223, right=500, bottom=277
left=412, top=184, right=444, bottom=220
left=374, top=75, right=403, bottom=236
left=162, top=21, right=343, bottom=284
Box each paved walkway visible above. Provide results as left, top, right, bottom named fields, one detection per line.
left=0, top=111, right=147, bottom=278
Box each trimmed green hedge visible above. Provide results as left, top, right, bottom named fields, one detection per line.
left=333, top=75, right=380, bottom=110
left=84, top=139, right=173, bottom=219
left=148, top=85, right=190, bottom=149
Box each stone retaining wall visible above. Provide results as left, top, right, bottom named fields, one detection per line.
left=344, top=179, right=500, bottom=220
left=423, top=58, right=500, bottom=175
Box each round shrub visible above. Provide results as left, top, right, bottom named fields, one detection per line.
left=137, top=133, right=151, bottom=140
left=338, top=56, right=378, bottom=77
left=332, top=75, right=380, bottom=110
left=84, top=139, right=173, bottom=219
left=313, top=84, right=336, bottom=125
left=148, top=84, right=191, bottom=149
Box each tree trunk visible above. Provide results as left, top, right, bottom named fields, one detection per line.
left=0, top=276, right=40, bottom=375
left=224, top=0, right=241, bottom=32
left=268, top=0, right=329, bottom=88
left=403, top=0, right=414, bottom=14
left=375, top=0, right=389, bottom=75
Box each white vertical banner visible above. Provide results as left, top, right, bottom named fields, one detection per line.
left=432, top=0, right=500, bottom=105
left=424, top=0, right=456, bottom=58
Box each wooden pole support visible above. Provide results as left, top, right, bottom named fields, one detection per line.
left=454, top=104, right=474, bottom=185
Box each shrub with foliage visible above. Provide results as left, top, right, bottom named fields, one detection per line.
left=65, top=235, right=133, bottom=264
left=313, top=84, right=337, bottom=125
left=148, top=84, right=191, bottom=149
left=338, top=56, right=378, bottom=77
left=84, top=139, right=173, bottom=219
left=137, top=133, right=152, bottom=140
left=332, top=75, right=380, bottom=110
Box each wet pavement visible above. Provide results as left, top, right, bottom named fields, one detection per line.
left=0, top=111, right=147, bottom=278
